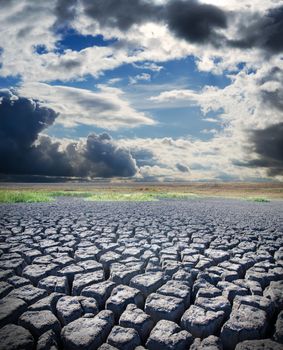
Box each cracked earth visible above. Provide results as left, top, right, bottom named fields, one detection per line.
left=0, top=198, right=283, bottom=350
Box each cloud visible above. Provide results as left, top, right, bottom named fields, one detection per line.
left=261, top=88, right=283, bottom=112
left=79, top=0, right=228, bottom=45
left=176, top=163, right=190, bottom=172
left=149, top=88, right=199, bottom=104
left=149, top=62, right=283, bottom=130
left=0, top=1, right=58, bottom=78
left=54, top=0, right=78, bottom=29
left=166, top=0, right=227, bottom=45
left=1, top=0, right=278, bottom=85
left=0, top=89, right=137, bottom=178
left=83, top=133, right=137, bottom=177
left=260, top=67, right=283, bottom=112
left=121, top=135, right=272, bottom=182
left=0, top=89, right=57, bottom=145
left=1, top=1, right=283, bottom=183
left=243, top=123, right=283, bottom=176
left=19, top=82, right=155, bottom=129
left=148, top=61, right=283, bottom=180
left=129, top=148, right=157, bottom=168
left=229, top=6, right=283, bottom=54
left=77, top=0, right=230, bottom=50
left=132, top=62, right=163, bottom=72
left=0, top=0, right=282, bottom=87
left=81, top=0, right=161, bottom=31
left=2, top=87, right=278, bottom=181
left=129, top=72, right=151, bottom=85
left=120, top=57, right=283, bottom=181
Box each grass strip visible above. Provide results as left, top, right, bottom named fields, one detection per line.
left=0, top=189, right=272, bottom=203
left=0, top=190, right=53, bottom=203
left=86, top=192, right=157, bottom=201
left=247, top=197, right=270, bottom=203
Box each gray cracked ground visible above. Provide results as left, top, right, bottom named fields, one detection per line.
left=0, top=197, right=283, bottom=350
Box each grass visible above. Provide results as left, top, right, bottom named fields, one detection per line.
left=87, top=192, right=157, bottom=201
left=49, top=191, right=92, bottom=198
left=156, top=192, right=199, bottom=200
left=0, top=190, right=53, bottom=203
left=0, top=184, right=280, bottom=203
left=247, top=197, right=270, bottom=203
left=2, top=182, right=281, bottom=199
left=0, top=190, right=93, bottom=203
left=86, top=192, right=200, bottom=201
left=0, top=189, right=201, bottom=203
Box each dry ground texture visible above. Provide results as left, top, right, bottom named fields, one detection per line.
left=0, top=197, right=282, bottom=349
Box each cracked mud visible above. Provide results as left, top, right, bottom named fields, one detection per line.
left=0, top=198, right=282, bottom=350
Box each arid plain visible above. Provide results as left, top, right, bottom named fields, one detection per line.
left=0, top=182, right=282, bottom=349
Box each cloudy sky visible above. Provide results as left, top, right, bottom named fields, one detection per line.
left=0, top=0, right=282, bottom=181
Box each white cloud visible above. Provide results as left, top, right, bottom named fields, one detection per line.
left=132, top=62, right=164, bottom=72
left=0, top=1, right=57, bottom=79
left=0, top=0, right=277, bottom=84
left=121, top=134, right=276, bottom=181
left=200, top=0, right=283, bottom=12
left=150, top=57, right=283, bottom=132
left=19, top=82, right=155, bottom=130
left=129, top=73, right=151, bottom=85
left=135, top=58, right=283, bottom=180
left=0, top=0, right=281, bottom=84
left=0, top=0, right=282, bottom=180
left=149, top=88, right=199, bottom=103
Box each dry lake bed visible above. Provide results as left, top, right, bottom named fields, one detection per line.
left=0, top=197, right=283, bottom=349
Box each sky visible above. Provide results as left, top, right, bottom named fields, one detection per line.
left=0, top=0, right=282, bottom=182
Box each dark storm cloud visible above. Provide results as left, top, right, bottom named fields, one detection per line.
left=54, top=0, right=78, bottom=29
left=229, top=6, right=283, bottom=54
left=260, top=66, right=282, bottom=85
left=53, top=0, right=283, bottom=53
left=54, top=0, right=227, bottom=46
left=260, top=67, right=283, bottom=112
left=0, top=90, right=137, bottom=179
left=261, top=90, right=283, bottom=112
left=239, top=123, right=283, bottom=176
left=166, top=0, right=227, bottom=45
left=130, top=148, right=156, bottom=167
left=176, top=163, right=189, bottom=172
left=83, top=133, right=137, bottom=177
left=0, top=89, right=57, bottom=149
left=81, top=0, right=160, bottom=31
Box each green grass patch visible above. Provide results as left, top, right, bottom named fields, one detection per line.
left=1, top=189, right=272, bottom=203
left=247, top=197, right=270, bottom=203
left=0, top=190, right=204, bottom=203
left=0, top=189, right=202, bottom=203
left=0, top=190, right=53, bottom=203
left=87, top=192, right=158, bottom=201
left=156, top=192, right=199, bottom=200
left=49, top=191, right=92, bottom=198
left=87, top=191, right=199, bottom=201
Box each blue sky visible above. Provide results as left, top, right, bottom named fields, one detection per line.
left=43, top=55, right=230, bottom=140
left=0, top=0, right=282, bottom=181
